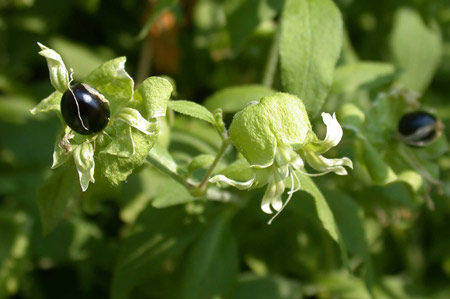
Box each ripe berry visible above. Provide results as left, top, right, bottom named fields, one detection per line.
left=60, top=84, right=110, bottom=135
left=398, top=111, right=442, bottom=147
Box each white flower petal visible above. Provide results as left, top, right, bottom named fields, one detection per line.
left=304, top=151, right=353, bottom=176
left=261, top=182, right=277, bottom=214
left=322, top=112, right=343, bottom=149
left=209, top=174, right=255, bottom=190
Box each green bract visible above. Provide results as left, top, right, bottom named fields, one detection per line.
left=31, top=43, right=173, bottom=191
left=210, top=93, right=353, bottom=223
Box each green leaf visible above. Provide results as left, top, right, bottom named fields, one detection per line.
left=168, top=100, right=216, bottom=125
left=85, top=57, right=134, bottom=115
left=111, top=205, right=203, bottom=299
left=37, top=164, right=79, bottom=234
left=225, top=0, right=283, bottom=54
left=204, top=84, right=277, bottom=113
left=331, top=62, right=397, bottom=94
left=30, top=91, right=62, bottom=115
left=133, top=76, right=173, bottom=119
left=178, top=213, right=238, bottom=299
left=148, top=143, right=178, bottom=174
left=297, top=174, right=339, bottom=242
left=356, top=137, right=397, bottom=185
left=137, top=0, right=179, bottom=40
left=280, top=0, right=343, bottom=117
left=337, top=103, right=365, bottom=132
left=390, top=8, right=442, bottom=93
left=324, top=191, right=374, bottom=293
left=37, top=42, right=70, bottom=93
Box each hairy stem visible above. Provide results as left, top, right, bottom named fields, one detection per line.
left=197, top=141, right=229, bottom=194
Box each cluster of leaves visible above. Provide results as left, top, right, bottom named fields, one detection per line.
left=1, top=0, right=450, bottom=298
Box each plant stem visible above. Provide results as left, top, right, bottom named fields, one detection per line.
left=197, top=141, right=229, bottom=194
left=262, top=24, right=281, bottom=88
left=146, top=155, right=194, bottom=190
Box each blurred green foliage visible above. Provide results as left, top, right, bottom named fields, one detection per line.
left=1, top=0, right=450, bottom=298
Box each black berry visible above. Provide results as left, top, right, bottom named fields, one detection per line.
left=60, top=84, right=110, bottom=135
left=398, top=111, right=442, bottom=147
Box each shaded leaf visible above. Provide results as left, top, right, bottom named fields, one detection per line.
left=331, top=62, right=397, bottom=94
left=178, top=213, right=238, bottom=299
left=280, top=0, right=342, bottom=117
left=37, top=164, right=79, bottom=234
left=390, top=8, right=442, bottom=93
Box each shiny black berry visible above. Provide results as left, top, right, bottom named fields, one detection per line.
left=398, top=111, right=442, bottom=147
left=60, top=84, right=110, bottom=135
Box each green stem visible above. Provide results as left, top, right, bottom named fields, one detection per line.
left=197, top=141, right=229, bottom=194
left=262, top=24, right=281, bottom=88
left=146, top=155, right=194, bottom=190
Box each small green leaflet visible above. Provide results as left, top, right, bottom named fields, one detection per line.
left=168, top=100, right=216, bottom=125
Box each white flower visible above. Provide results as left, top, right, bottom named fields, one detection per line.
left=210, top=93, right=352, bottom=223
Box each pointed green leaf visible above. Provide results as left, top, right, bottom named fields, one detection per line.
left=111, top=206, right=203, bottom=299
left=331, top=62, right=397, bottom=94
left=280, top=0, right=343, bottom=117
left=168, top=100, right=216, bottom=125
left=179, top=214, right=238, bottom=299
left=297, top=174, right=338, bottom=242
left=390, top=8, right=442, bottom=93
left=324, top=191, right=374, bottom=293
left=204, top=84, right=277, bottom=113
left=37, top=164, right=79, bottom=234
left=356, top=137, right=397, bottom=185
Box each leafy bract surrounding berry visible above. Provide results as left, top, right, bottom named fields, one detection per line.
left=32, top=43, right=173, bottom=191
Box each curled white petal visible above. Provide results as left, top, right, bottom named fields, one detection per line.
left=209, top=174, right=255, bottom=190
left=322, top=113, right=343, bottom=148
left=304, top=151, right=353, bottom=176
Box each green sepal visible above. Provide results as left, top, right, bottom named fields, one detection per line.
left=85, top=57, right=134, bottom=116
left=99, top=122, right=135, bottom=158
left=73, top=141, right=96, bottom=192
left=97, top=128, right=158, bottom=185
left=51, top=136, right=73, bottom=169
left=133, top=76, right=173, bottom=119
left=37, top=42, right=70, bottom=93
left=30, top=91, right=62, bottom=115
left=116, top=107, right=158, bottom=135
